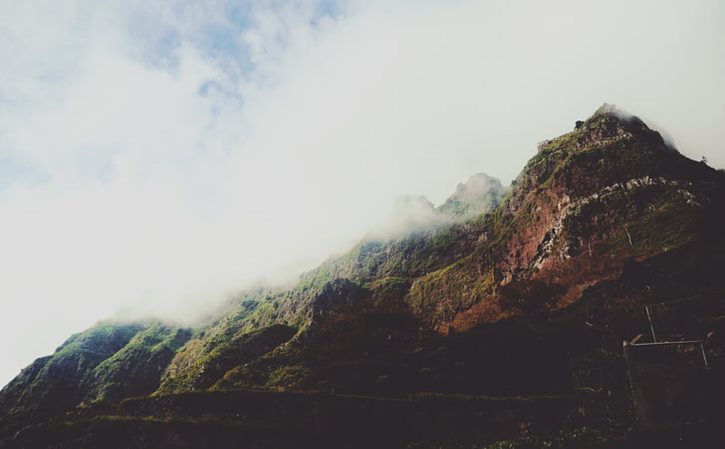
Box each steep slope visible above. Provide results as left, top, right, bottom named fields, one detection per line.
left=2, top=105, right=724, bottom=448
left=0, top=322, right=191, bottom=432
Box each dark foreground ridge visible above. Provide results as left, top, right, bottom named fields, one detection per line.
left=2, top=104, right=724, bottom=448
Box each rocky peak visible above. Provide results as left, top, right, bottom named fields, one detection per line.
left=438, top=173, right=506, bottom=220
left=574, top=103, right=666, bottom=150
left=448, top=173, right=505, bottom=202
left=495, top=104, right=707, bottom=288
left=537, top=104, right=667, bottom=160
left=516, top=104, right=677, bottom=211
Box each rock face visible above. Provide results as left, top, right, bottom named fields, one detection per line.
left=2, top=105, right=724, bottom=448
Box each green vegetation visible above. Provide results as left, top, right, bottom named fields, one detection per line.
left=86, top=324, right=192, bottom=404
left=265, top=365, right=311, bottom=388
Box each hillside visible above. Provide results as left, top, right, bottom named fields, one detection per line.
left=1, top=105, right=724, bottom=448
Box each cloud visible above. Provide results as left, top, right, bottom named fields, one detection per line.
left=1, top=0, right=724, bottom=387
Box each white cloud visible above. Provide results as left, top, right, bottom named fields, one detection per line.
left=1, top=0, right=724, bottom=387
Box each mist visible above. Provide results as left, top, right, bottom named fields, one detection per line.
left=1, top=0, right=723, bottom=387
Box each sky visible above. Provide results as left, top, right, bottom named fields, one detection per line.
left=1, top=0, right=724, bottom=387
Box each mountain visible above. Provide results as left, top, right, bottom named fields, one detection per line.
left=1, top=105, right=723, bottom=449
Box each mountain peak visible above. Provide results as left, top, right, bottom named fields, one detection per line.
left=438, top=173, right=506, bottom=220
left=448, top=173, right=504, bottom=202
left=534, top=104, right=666, bottom=160
left=572, top=103, right=665, bottom=147
left=592, top=102, right=623, bottom=118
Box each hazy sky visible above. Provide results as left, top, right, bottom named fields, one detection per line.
left=1, top=0, right=723, bottom=387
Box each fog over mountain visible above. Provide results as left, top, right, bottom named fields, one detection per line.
left=1, top=0, right=723, bottom=388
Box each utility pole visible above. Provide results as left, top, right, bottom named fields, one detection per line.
left=645, top=304, right=657, bottom=342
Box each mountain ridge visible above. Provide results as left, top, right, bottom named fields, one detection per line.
left=2, top=104, right=724, bottom=448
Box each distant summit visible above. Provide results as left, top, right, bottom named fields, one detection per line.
left=379, top=194, right=444, bottom=237
left=375, top=175, right=506, bottom=238
left=438, top=173, right=506, bottom=220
